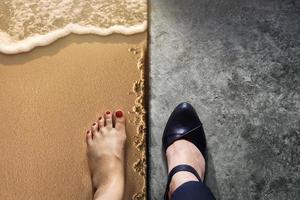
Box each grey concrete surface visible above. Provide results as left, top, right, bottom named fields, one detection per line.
left=149, top=0, right=300, bottom=199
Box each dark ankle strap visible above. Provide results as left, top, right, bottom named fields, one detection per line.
left=164, top=164, right=202, bottom=200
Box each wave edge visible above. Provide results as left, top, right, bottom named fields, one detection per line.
left=0, top=22, right=147, bottom=54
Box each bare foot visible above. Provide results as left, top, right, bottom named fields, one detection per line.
left=166, top=140, right=206, bottom=198
left=86, top=110, right=126, bottom=200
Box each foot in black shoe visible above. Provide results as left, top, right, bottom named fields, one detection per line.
left=162, top=102, right=207, bottom=200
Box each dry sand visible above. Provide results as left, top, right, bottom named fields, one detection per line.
left=0, top=33, right=147, bottom=200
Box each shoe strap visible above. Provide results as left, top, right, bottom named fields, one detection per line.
left=164, top=164, right=202, bottom=200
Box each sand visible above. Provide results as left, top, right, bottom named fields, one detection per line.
left=0, top=33, right=147, bottom=200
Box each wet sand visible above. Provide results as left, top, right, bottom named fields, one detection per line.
left=0, top=32, right=147, bottom=200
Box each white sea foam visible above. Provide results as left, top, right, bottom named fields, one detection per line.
left=0, top=0, right=147, bottom=54
left=0, top=22, right=147, bottom=54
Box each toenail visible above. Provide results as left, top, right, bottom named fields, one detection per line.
left=92, top=123, right=96, bottom=126
left=106, top=111, right=110, bottom=115
left=87, top=130, right=90, bottom=134
left=116, top=110, right=123, bottom=118
left=98, top=117, right=102, bottom=120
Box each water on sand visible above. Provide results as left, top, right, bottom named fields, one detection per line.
left=0, top=0, right=147, bottom=54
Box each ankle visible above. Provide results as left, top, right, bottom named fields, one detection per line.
left=93, top=176, right=125, bottom=200
left=166, top=140, right=206, bottom=180
left=168, top=172, right=199, bottom=198
left=166, top=140, right=206, bottom=199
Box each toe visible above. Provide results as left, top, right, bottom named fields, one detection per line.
left=91, top=122, right=99, bottom=133
left=104, top=111, right=113, bottom=128
left=86, top=130, right=93, bottom=145
left=98, top=115, right=105, bottom=128
left=91, top=122, right=101, bottom=138
left=114, top=110, right=126, bottom=131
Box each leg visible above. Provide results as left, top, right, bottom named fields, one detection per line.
left=170, top=181, right=215, bottom=200
left=166, top=140, right=215, bottom=200
left=86, top=110, right=126, bottom=200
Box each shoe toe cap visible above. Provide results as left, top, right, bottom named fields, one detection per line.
left=162, top=102, right=203, bottom=149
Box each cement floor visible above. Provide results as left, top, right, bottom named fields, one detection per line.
left=149, top=0, right=300, bottom=199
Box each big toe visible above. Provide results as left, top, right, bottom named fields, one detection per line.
left=114, top=110, right=125, bottom=131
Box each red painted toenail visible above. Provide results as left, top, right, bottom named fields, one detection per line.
left=98, top=117, right=102, bottom=120
left=87, top=130, right=90, bottom=134
left=106, top=111, right=110, bottom=115
left=92, top=123, right=96, bottom=126
left=116, top=111, right=123, bottom=118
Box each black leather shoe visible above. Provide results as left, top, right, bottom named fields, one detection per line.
left=162, top=102, right=210, bottom=200
left=162, top=102, right=207, bottom=158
